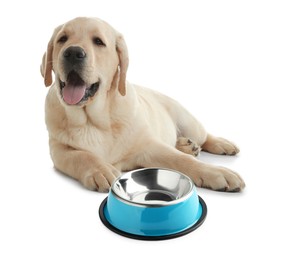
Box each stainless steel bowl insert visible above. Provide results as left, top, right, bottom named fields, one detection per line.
left=111, top=168, right=194, bottom=206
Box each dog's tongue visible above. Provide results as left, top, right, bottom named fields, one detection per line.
left=63, top=84, right=86, bottom=105
left=62, top=72, right=86, bottom=105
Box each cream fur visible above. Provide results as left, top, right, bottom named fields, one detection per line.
left=42, top=17, right=245, bottom=192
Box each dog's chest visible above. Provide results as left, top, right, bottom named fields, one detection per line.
left=66, top=123, right=130, bottom=162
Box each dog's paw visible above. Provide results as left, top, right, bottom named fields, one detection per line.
left=202, top=136, right=240, bottom=155
left=193, top=165, right=245, bottom=192
left=176, top=137, right=201, bottom=157
left=81, top=165, right=121, bottom=192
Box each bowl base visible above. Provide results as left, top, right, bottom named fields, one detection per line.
left=99, top=196, right=207, bottom=241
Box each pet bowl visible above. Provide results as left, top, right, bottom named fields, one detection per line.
left=99, top=168, right=207, bottom=240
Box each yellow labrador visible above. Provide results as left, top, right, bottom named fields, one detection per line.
left=41, top=17, right=245, bottom=192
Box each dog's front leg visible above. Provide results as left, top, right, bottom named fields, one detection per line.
left=138, top=141, right=245, bottom=192
left=49, top=140, right=120, bottom=192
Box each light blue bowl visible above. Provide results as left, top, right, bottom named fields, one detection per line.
left=99, top=168, right=207, bottom=240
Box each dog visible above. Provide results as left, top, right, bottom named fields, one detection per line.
left=41, top=17, right=245, bottom=192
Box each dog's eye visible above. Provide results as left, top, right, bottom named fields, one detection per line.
left=58, top=35, right=68, bottom=44
left=93, top=37, right=106, bottom=47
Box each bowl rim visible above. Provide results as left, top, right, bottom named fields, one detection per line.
left=110, top=168, right=195, bottom=207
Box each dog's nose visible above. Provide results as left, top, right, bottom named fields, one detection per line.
left=63, top=46, right=86, bottom=63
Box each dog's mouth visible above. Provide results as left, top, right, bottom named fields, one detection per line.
left=59, top=71, right=100, bottom=105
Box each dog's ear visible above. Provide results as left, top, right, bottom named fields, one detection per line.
left=116, top=33, right=129, bottom=96
left=40, top=25, right=63, bottom=87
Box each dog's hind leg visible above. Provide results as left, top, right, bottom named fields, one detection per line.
left=174, top=108, right=208, bottom=148
left=201, top=134, right=240, bottom=155
left=172, top=105, right=239, bottom=156
left=161, top=95, right=239, bottom=156
left=175, top=137, right=201, bottom=157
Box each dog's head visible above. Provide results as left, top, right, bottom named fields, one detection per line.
left=41, top=17, right=129, bottom=106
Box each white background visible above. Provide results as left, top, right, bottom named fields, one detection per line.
left=1, top=0, right=302, bottom=259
